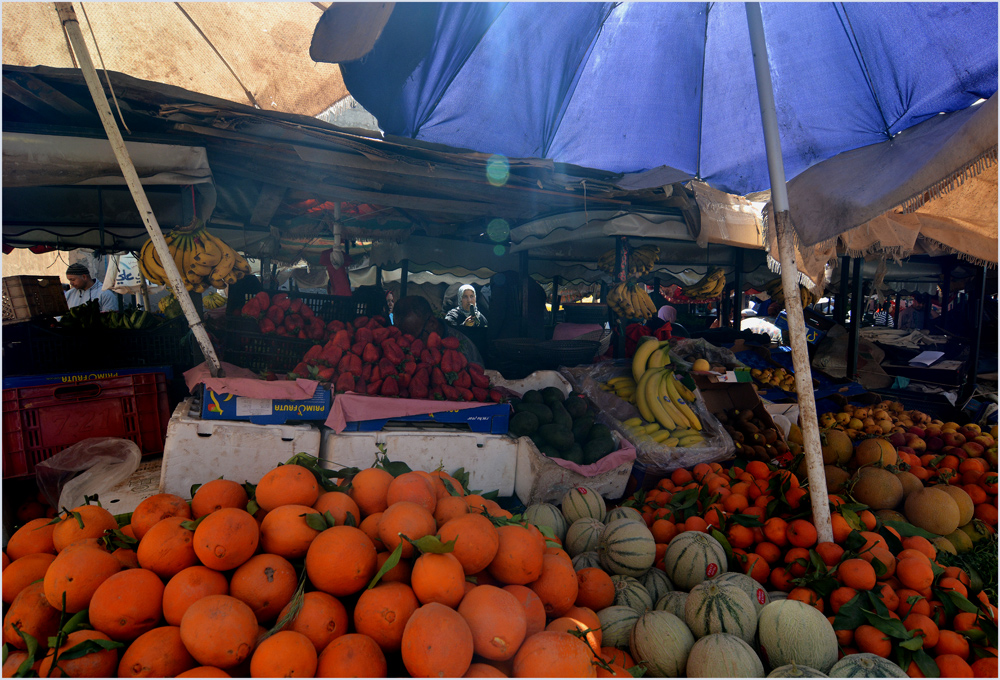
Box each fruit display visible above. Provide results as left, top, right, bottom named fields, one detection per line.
left=718, top=407, right=791, bottom=463
left=509, top=388, right=619, bottom=465
left=59, top=300, right=162, bottom=330
left=751, top=365, right=797, bottom=393
left=607, top=282, right=658, bottom=320
left=765, top=277, right=817, bottom=309
left=139, top=219, right=251, bottom=293
left=679, top=267, right=726, bottom=300
left=597, top=244, right=660, bottom=277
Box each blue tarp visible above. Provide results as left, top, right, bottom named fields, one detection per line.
left=334, top=2, right=997, bottom=197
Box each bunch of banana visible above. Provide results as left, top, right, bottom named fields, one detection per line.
left=139, top=219, right=251, bottom=293
left=202, top=291, right=228, bottom=310
left=600, top=375, right=638, bottom=402
left=597, top=249, right=618, bottom=274
left=630, top=336, right=671, bottom=382
left=99, top=308, right=160, bottom=330
left=157, top=293, right=183, bottom=320
left=765, top=278, right=816, bottom=308
left=607, top=282, right=658, bottom=320
left=620, top=366, right=706, bottom=448
left=680, top=267, right=726, bottom=299
left=597, top=244, right=659, bottom=276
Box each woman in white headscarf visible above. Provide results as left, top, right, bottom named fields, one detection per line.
left=445, top=284, right=488, bottom=328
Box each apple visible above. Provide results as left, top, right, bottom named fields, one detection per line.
left=888, top=432, right=907, bottom=448
left=963, top=423, right=982, bottom=434
left=904, top=433, right=927, bottom=453
left=924, top=425, right=943, bottom=438
left=990, top=424, right=998, bottom=439
left=819, top=413, right=836, bottom=428
left=986, top=446, right=997, bottom=468
left=907, top=426, right=926, bottom=438
left=974, top=434, right=995, bottom=449
left=962, top=441, right=984, bottom=458
left=926, top=436, right=944, bottom=452
left=942, top=432, right=966, bottom=447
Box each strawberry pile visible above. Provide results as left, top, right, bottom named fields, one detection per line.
left=285, top=314, right=503, bottom=403
left=241, top=292, right=329, bottom=341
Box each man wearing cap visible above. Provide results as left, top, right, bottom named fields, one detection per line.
left=65, top=262, right=117, bottom=312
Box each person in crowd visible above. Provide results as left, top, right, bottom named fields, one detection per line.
left=393, top=295, right=483, bottom=364
left=657, top=304, right=677, bottom=324
left=873, top=302, right=894, bottom=327
left=897, top=296, right=925, bottom=330
left=386, top=290, right=396, bottom=324
left=226, top=273, right=263, bottom=315
left=740, top=307, right=783, bottom=344
left=64, top=262, right=116, bottom=312
left=444, top=284, right=488, bottom=328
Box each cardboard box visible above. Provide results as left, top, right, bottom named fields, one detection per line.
left=694, top=375, right=785, bottom=447
left=342, top=402, right=509, bottom=434
left=200, top=386, right=331, bottom=425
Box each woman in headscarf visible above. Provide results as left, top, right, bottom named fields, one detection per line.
left=444, top=284, right=488, bottom=328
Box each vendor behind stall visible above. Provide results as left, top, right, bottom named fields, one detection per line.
left=445, top=284, right=488, bottom=328
left=393, top=295, right=483, bottom=365
left=64, top=262, right=116, bottom=312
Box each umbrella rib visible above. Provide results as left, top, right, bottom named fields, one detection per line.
left=174, top=2, right=262, bottom=110
left=696, top=2, right=712, bottom=181
left=836, top=2, right=892, bottom=138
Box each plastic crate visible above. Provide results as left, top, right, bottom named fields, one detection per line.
left=219, top=328, right=316, bottom=374
left=2, top=372, right=170, bottom=478
left=231, top=286, right=388, bottom=324
left=2, top=276, right=68, bottom=324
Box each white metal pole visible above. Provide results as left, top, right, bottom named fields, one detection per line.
left=55, top=2, right=223, bottom=377
left=745, top=3, right=832, bottom=543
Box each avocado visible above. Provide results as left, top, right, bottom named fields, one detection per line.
left=509, top=411, right=540, bottom=437
left=563, top=443, right=584, bottom=464
left=541, top=386, right=565, bottom=404
left=563, top=395, right=589, bottom=419
left=522, top=389, right=544, bottom=404
left=587, top=423, right=613, bottom=443
left=539, top=423, right=575, bottom=451
left=539, top=444, right=563, bottom=459
left=550, top=401, right=573, bottom=430
left=571, top=413, right=596, bottom=443
left=529, top=433, right=547, bottom=450
left=583, top=436, right=616, bottom=463
left=514, top=402, right=553, bottom=425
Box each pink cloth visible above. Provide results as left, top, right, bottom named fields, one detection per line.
left=544, top=436, right=637, bottom=476
left=325, top=393, right=493, bottom=432
left=551, top=322, right=602, bottom=341
left=184, top=361, right=320, bottom=400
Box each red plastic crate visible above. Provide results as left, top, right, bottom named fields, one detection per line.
left=2, top=373, right=170, bottom=478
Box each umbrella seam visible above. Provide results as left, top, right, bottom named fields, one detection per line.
left=696, top=2, right=711, bottom=181
left=837, top=2, right=892, bottom=139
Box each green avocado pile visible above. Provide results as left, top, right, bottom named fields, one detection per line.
left=508, top=386, right=618, bottom=465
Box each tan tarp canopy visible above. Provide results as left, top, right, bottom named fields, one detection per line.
left=1, top=2, right=347, bottom=116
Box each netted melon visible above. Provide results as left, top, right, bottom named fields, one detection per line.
left=936, top=485, right=974, bottom=526
left=824, top=466, right=851, bottom=494
left=904, top=487, right=960, bottom=536
left=893, top=471, right=923, bottom=500
left=851, top=467, right=903, bottom=510
left=931, top=536, right=957, bottom=555
left=821, top=430, right=853, bottom=466
left=851, top=439, right=897, bottom=468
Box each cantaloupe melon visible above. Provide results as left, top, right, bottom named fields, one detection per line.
left=571, top=551, right=602, bottom=571
left=904, top=487, right=961, bottom=536
left=944, top=528, right=973, bottom=553
left=893, top=471, right=922, bottom=499
left=684, top=579, right=757, bottom=643
left=611, top=575, right=653, bottom=612
left=564, top=518, right=605, bottom=557
left=662, top=531, right=727, bottom=591
left=655, top=591, right=688, bottom=619
left=523, top=503, right=568, bottom=542
left=757, top=600, right=838, bottom=673
left=686, top=633, right=765, bottom=678
left=936, top=485, right=974, bottom=526
left=873, top=509, right=906, bottom=525
left=827, top=653, right=907, bottom=677
left=597, top=605, right=641, bottom=648
left=561, top=486, right=606, bottom=524
left=767, top=663, right=829, bottom=677
left=712, top=571, right=769, bottom=613
left=598, top=519, right=656, bottom=577
left=851, top=467, right=903, bottom=510
left=851, top=439, right=897, bottom=468
left=821, top=430, right=853, bottom=466
left=931, top=536, right=957, bottom=555
left=629, top=611, right=695, bottom=678
left=638, top=567, right=673, bottom=606
left=604, top=506, right=643, bottom=524
left=824, top=466, right=851, bottom=494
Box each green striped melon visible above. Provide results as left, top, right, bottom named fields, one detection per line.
left=523, top=502, right=568, bottom=542
left=686, top=633, right=765, bottom=678
left=571, top=550, right=602, bottom=571
left=662, top=531, right=728, bottom=591
left=596, top=605, right=641, bottom=648
left=564, top=518, right=605, bottom=557
left=767, top=664, right=829, bottom=678
left=639, top=567, right=673, bottom=605
left=757, top=600, right=838, bottom=674
left=712, top=571, right=769, bottom=614
left=604, top=506, right=643, bottom=524
left=655, top=591, right=688, bottom=619
left=629, top=611, right=695, bottom=678
left=598, top=518, right=656, bottom=576
left=827, top=654, right=907, bottom=678
left=610, top=575, right=653, bottom=612
left=561, top=486, right=606, bottom=524
left=684, top=579, right=757, bottom=643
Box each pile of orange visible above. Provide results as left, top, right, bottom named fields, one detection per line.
left=620, top=458, right=998, bottom=678
left=2, top=463, right=632, bottom=678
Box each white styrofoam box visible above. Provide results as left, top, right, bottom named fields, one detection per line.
left=102, top=458, right=163, bottom=517
left=485, top=370, right=572, bottom=399
left=159, top=398, right=321, bottom=498
left=514, top=437, right=633, bottom=506
left=321, top=427, right=517, bottom=497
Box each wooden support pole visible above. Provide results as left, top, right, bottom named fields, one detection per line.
left=846, top=258, right=863, bottom=381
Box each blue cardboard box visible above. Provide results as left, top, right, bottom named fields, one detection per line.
left=774, top=311, right=828, bottom=345
left=343, top=401, right=510, bottom=434
left=200, top=386, right=331, bottom=425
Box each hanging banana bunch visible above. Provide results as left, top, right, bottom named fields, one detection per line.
left=597, top=244, right=660, bottom=276
left=764, top=278, right=816, bottom=308
left=139, top=219, right=251, bottom=293
left=680, top=267, right=726, bottom=299
left=607, top=282, right=658, bottom=320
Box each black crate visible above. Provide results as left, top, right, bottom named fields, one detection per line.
left=232, top=287, right=388, bottom=324
left=2, top=276, right=68, bottom=324
left=219, top=328, right=316, bottom=374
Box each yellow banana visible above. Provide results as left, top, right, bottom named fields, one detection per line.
left=641, top=422, right=661, bottom=435
left=665, top=372, right=702, bottom=431
left=633, top=367, right=660, bottom=423
left=651, top=430, right=673, bottom=443
left=632, top=336, right=664, bottom=382
left=645, top=369, right=677, bottom=430
left=607, top=375, right=637, bottom=388
left=674, top=376, right=697, bottom=402
left=678, top=434, right=706, bottom=447
left=648, top=346, right=670, bottom=369
left=657, top=372, right=690, bottom=428
left=661, top=437, right=680, bottom=447
left=622, top=417, right=644, bottom=428
left=192, top=231, right=222, bottom=267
